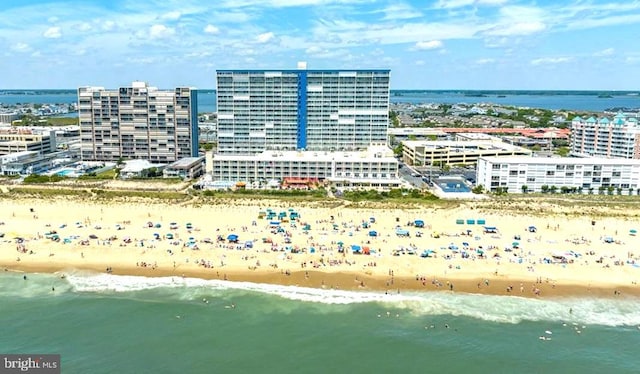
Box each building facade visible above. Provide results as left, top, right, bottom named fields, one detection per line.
left=212, top=146, right=402, bottom=191
left=216, top=67, right=390, bottom=155
left=402, top=139, right=532, bottom=166
left=78, top=82, right=198, bottom=162
left=477, top=156, right=640, bottom=194
left=570, top=114, right=640, bottom=159
left=0, top=130, right=56, bottom=156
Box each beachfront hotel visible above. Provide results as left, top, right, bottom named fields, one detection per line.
left=570, top=114, right=640, bottom=159
left=211, top=63, right=401, bottom=189
left=477, top=156, right=640, bottom=194
left=78, top=82, right=198, bottom=162
left=0, top=129, right=57, bottom=156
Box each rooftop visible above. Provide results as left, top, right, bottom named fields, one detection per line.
left=479, top=156, right=640, bottom=166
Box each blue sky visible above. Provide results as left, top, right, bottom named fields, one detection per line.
left=1, top=0, right=640, bottom=89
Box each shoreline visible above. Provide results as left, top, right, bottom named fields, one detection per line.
left=3, top=262, right=638, bottom=300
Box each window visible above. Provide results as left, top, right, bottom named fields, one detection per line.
left=546, top=171, right=555, bottom=176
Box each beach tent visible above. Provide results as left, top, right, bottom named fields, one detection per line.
left=245, top=241, right=253, bottom=249
left=351, top=244, right=362, bottom=253
left=369, top=217, right=376, bottom=223
left=396, top=229, right=410, bottom=237
left=603, top=236, right=614, bottom=243
left=166, top=233, right=174, bottom=240
left=528, top=226, right=537, bottom=233
left=420, top=249, right=434, bottom=258
left=369, top=230, right=378, bottom=237
left=303, top=224, right=311, bottom=231
left=483, top=226, right=498, bottom=234
left=414, top=220, right=425, bottom=228
left=227, top=234, right=239, bottom=242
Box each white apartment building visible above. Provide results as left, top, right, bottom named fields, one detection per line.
left=212, top=146, right=403, bottom=191
left=78, top=82, right=198, bottom=162
left=477, top=156, right=640, bottom=194
left=570, top=114, right=640, bottom=159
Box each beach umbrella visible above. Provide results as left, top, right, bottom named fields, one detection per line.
left=337, top=241, right=344, bottom=246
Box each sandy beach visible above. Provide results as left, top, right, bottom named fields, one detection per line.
left=2, top=196, right=640, bottom=298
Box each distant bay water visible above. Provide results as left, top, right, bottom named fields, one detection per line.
left=1, top=89, right=640, bottom=113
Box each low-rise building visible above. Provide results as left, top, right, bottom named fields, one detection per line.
left=163, top=157, right=205, bottom=180
left=211, top=145, right=404, bottom=191
left=0, top=150, right=75, bottom=176
left=477, top=156, right=640, bottom=194
left=119, top=159, right=166, bottom=179
left=402, top=140, right=532, bottom=166
left=0, top=129, right=56, bottom=156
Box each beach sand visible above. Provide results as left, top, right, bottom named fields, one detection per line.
left=2, top=197, right=640, bottom=299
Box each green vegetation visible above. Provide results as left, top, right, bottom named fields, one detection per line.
left=200, top=142, right=215, bottom=151
left=14, top=114, right=77, bottom=126
left=340, top=188, right=438, bottom=202
left=200, top=188, right=328, bottom=201
left=23, top=174, right=66, bottom=184
left=77, top=169, right=117, bottom=180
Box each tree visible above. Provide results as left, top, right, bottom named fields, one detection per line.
left=549, top=185, right=557, bottom=194
left=607, top=186, right=615, bottom=195
left=541, top=185, right=549, bottom=193
left=617, top=187, right=623, bottom=195
left=521, top=185, right=529, bottom=194
left=471, top=185, right=484, bottom=194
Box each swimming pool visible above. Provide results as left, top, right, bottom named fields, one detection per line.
left=436, top=179, right=472, bottom=193
left=56, top=169, right=75, bottom=177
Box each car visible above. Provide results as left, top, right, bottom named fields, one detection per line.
left=411, top=172, right=421, bottom=177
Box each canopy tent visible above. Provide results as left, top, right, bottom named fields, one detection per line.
left=414, top=220, right=425, bottom=228
left=227, top=234, right=239, bottom=242
left=396, top=229, right=410, bottom=237
left=483, top=226, right=498, bottom=233
left=351, top=244, right=362, bottom=253
left=369, top=230, right=378, bottom=237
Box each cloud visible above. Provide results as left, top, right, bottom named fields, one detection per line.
left=378, top=3, right=422, bottom=20
left=593, top=48, right=615, bottom=57
left=435, top=0, right=507, bottom=9
left=149, top=24, right=175, bottom=39
left=482, top=21, right=546, bottom=36
left=256, top=31, right=275, bottom=43
left=415, top=60, right=425, bottom=65
left=11, top=43, right=31, bottom=53
left=413, top=40, right=443, bottom=50
left=475, top=58, right=495, bottom=64
left=161, top=11, right=182, bottom=21
left=204, top=24, right=220, bottom=34
left=530, top=57, right=571, bottom=66
left=43, top=26, right=62, bottom=39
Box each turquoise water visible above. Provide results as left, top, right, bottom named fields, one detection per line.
left=55, top=169, right=75, bottom=177
left=1, top=271, right=639, bottom=373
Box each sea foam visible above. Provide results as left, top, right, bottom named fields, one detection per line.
left=55, top=272, right=640, bottom=327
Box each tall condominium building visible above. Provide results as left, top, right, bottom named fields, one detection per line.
left=570, top=114, right=640, bottom=159
left=78, top=82, right=198, bottom=162
left=216, top=66, right=390, bottom=155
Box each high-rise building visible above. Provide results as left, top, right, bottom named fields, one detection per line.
left=78, top=82, right=198, bottom=162
left=211, top=65, right=401, bottom=190
left=570, top=114, right=640, bottom=159
left=216, top=66, right=390, bottom=155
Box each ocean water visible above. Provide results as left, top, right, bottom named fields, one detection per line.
left=2, top=89, right=640, bottom=112
left=1, top=271, right=639, bottom=374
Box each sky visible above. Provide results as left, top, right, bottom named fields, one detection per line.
left=1, top=0, right=640, bottom=90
